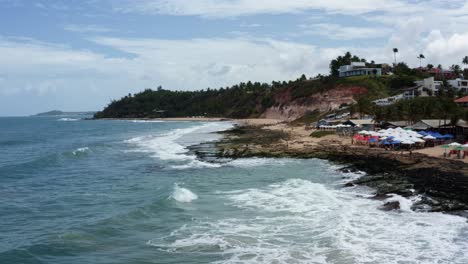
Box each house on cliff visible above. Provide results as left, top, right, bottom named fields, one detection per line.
left=448, top=79, right=468, bottom=94
left=339, top=62, right=382, bottom=78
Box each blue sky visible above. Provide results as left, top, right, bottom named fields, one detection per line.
left=1, top=0, right=468, bottom=116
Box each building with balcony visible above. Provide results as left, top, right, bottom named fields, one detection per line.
left=339, top=62, right=382, bottom=78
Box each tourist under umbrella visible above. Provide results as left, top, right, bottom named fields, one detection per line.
left=441, top=144, right=450, bottom=157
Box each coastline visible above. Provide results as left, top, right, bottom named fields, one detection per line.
left=204, top=119, right=468, bottom=213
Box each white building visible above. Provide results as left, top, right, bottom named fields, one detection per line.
left=339, top=62, right=382, bottom=78
left=414, top=77, right=443, bottom=94
left=448, top=78, right=468, bottom=93
left=373, top=77, right=443, bottom=106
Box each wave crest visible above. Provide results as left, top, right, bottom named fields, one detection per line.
left=171, top=184, right=198, bottom=203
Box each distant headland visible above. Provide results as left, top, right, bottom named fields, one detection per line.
left=34, top=110, right=96, bottom=117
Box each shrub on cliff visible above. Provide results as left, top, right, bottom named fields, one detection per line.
left=310, top=131, right=335, bottom=138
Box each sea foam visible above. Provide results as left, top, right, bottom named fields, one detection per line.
left=125, top=122, right=233, bottom=168
left=152, top=178, right=468, bottom=263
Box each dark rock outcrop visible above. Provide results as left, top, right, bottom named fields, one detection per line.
left=211, top=125, right=468, bottom=213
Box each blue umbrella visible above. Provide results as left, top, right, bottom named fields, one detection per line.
left=418, top=131, right=428, bottom=136
left=432, top=132, right=444, bottom=139
left=368, top=138, right=378, bottom=143
left=390, top=140, right=402, bottom=144
left=443, top=134, right=454, bottom=139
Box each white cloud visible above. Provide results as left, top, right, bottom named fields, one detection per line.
left=3, top=16, right=468, bottom=115
left=63, top=24, right=113, bottom=33
left=0, top=36, right=336, bottom=114
left=300, top=23, right=392, bottom=40
left=115, top=0, right=416, bottom=17
left=90, top=36, right=331, bottom=89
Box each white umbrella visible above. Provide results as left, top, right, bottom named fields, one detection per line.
left=412, top=138, right=425, bottom=143
left=423, top=135, right=436, bottom=140
left=463, top=144, right=468, bottom=148
left=448, top=142, right=462, bottom=147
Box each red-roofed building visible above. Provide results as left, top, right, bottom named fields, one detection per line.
left=416, top=67, right=458, bottom=80
left=455, top=96, right=468, bottom=107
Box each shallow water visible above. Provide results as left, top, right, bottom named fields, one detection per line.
left=1, top=117, right=467, bottom=264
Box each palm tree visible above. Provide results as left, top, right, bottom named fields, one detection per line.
left=393, top=48, right=399, bottom=65
left=417, top=54, right=425, bottom=68
left=451, top=64, right=462, bottom=75
left=463, top=56, right=468, bottom=66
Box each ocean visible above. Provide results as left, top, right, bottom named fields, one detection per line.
left=1, top=116, right=468, bottom=264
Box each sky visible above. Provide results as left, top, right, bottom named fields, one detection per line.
left=2, top=0, right=468, bottom=116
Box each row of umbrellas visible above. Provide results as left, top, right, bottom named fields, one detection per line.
left=358, top=127, right=429, bottom=145
left=443, top=142, right=468, bottom=149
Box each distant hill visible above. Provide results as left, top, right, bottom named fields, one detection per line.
left=34, top=110, right=96, bottom=116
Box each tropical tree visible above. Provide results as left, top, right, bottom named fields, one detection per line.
left=417, top=54, right=425, bottom=67
left=451, top=64, right=462, bottom=75
left=393, top=48, right=399, bottom=65
left=437, top=64, right=443, bottom=70
left=426, top=64, right=434, bottom=70
left=393, top=62, right=412, bottom=75
left=355, top=97, right=374, bottom=119
left=463, top=56, right=468, bottom=67
left=329, top=52, right=366, bottom=76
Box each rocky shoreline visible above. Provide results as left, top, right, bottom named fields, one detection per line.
left=191, top=124, right=468, bottom=214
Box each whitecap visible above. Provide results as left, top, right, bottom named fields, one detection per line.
left=170, top=184, right=198, bottom=203
left=72, top=147, right=89, bottom=156
left=57, top=118, right=80, bottom=122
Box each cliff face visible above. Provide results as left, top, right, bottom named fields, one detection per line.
left=260, top=85, right=368, bottom=121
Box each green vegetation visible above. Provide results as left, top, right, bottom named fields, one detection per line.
left=95, top=78, right=304, bottom=119
left=95, top=51, right=468, bottom=122
left=310, top=131, right=335, bottom=138
left=291, top=110, right=323, bottom=126
left=329, top=52, right=366, bottom=76
left=373, top=97, right=466, bottom=124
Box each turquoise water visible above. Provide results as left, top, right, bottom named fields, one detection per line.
left=1, top=117, right=468, bottom=264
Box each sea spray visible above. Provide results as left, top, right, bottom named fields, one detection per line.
left=171, top=184, right=198, bottom=203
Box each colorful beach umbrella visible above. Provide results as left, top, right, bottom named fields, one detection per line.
left=441, top=144, right=450, bottom=154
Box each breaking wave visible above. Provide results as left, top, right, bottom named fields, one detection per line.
left=150, top=178, right=468, bottom=263
left=72, top=147, right=89, bottom=156
left=57, top=118, right=80, bottom=122
left=170, top=184, right=198, bottom=203
left=124, top=122, right=233, bottom=168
